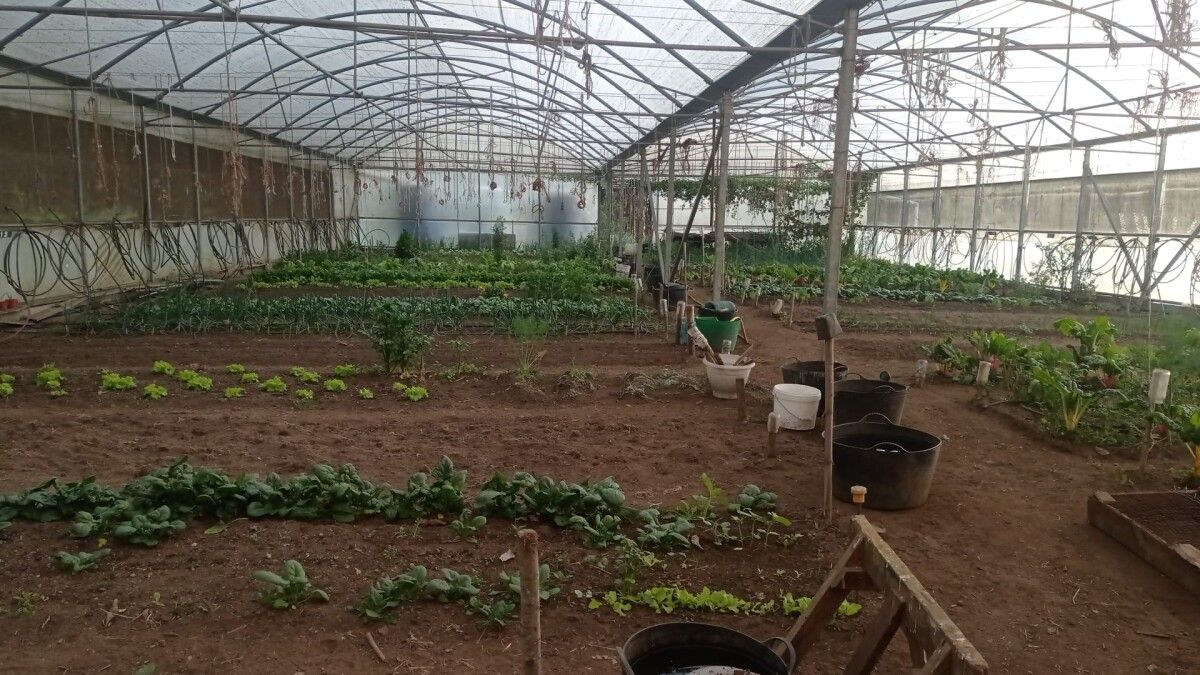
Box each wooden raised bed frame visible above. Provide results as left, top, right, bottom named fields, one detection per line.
left=777, top=515, right=988, bottom=674
left=1088, top=490, right=1200, bottom=597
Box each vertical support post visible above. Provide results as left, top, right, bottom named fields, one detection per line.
left=930, top=164, right=943, bottom=267
left=517, top=529, right=541, bottom=675
left=631, top=158, right=644, bottom=283
left=70, top=89, right=92, bottom=299
left=1072, top=148, right=1093, bottom=294
left=897, top=168, right=910, bottom=264
left=70, top=90, right=85, bottom=224
left=140, top=106, right=153, bottom=227
left=712, top=93, right=732, bottom=301
left=868, top=176, right=881, bottom=257
left=665, top=129, right=677, bottom=278
left=1015, top=147, right=1032, bottom=282
left=772, top=129, right=785, bottom=241
left=1143, top=135, right=1168, bottom=304
left=192, top=122, right=202, bottom=223
left=822, top=4, right=860, bottom=313
left=968, top=157, right=983, bottom=272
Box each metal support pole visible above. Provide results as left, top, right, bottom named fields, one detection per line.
left=665, top=129, right=676, bottom=276
left=69, top=89, right=91, bottom=298
left=70, top=90, right=85, bottom=224
left=1071, top=148, right=1093, bottom=294
left=968, top=157, right=983, bottom=272
left=1015, top=147, right=1032, bottom=282
left=192, top=122, right=202, bottom=223
left=897, top=168, right=910, bottom=265
left=1142, top=135, right=1168, bottom=304
left=140, top=106, right=153, bottom=227
left=868, top=177, right=881, bottom=257
left=822, top=4, right=860, bottom=314
left=634, top=149, right=646, bottom=282
left=712, top=93, right=732, bottom=302
left=930, top=164, right=943, bottom=267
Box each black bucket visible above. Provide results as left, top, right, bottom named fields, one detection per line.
left=834, top=377, right=909, bottom=425
left=831, top=413, right=940, bottom=510
left=780, top=359, right=848, bottom=416
left=618, top=623, right=794, bottom=675
left=661, top=282, right=686, bottom=306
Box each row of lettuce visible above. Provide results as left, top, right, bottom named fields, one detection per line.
left=924, top=316, right=1200, bottom=486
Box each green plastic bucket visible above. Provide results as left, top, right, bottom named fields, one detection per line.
left=695, top=316, right=741, bottom=352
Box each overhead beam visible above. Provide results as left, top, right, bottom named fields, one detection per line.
left=603, top=0, right=857, bottom=171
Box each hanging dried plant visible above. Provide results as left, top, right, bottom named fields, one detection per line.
left=1166, top=0, right=1195, bottom=52
left=1094, top=18, right=1121, bottom=61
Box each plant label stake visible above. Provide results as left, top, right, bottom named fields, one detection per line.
left=815, top=313, right=842, bottom=522
left=767, top=412, right=779, bottom=457
left=518, top=529, right=542, bottom=675
left=850, top=485, right=867, bottom=515
left=1142, top=369, right=1172, bottom=471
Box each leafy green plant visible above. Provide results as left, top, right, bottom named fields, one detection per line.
left=438, top=361, right=484, bottom=381
left=54, top=548, right=110, bottom=573
left=224, top=387, right=245, bottom=399
left=254, top=560, right=329, bottom=609
left=0, top=381, right=13, bottom=398
left=449, top=510, right=486, bottom=538
left=142, top=384, right=168, bottom=400
left=226, top=364, right=246, bottom=374
left=295, top=388, right=315, bottom=402
left=511, top=315, right=549, bottom=383
left=260, top=376, right=287, bottom=394
left=323, top=378, right=347, bottom=392
left=290, top=367, right=321, bottom=384
left=152, top=360, right=175, bottom=376
left=403, top=385, right=428, bottom=402
left=333, top=364, right=359, bottom=377
left=177, top=370, right=213, bottom=391
left=36, top=364, right=64, bottom=392
left=241, top=372, right=260, bottom=384
left=100, top=371, right=137, bottom=392
left=10, top=591, right=46, bottom=615
left=467, top=596, right=516, bottom=627
left=364, top=310, right=431, bottom=374
left=111, top=506, right=186, bottom=546
left=355, top=565, right=431, bottom=622
left=569, top=513, right=624, bottom=548
left=426, top=568, right=480, bottom=603
left=358, top=387, right=374, bottom=400
left=498, top=563, right=561, bottom=602
left=393, top=230, right=417, bottom=260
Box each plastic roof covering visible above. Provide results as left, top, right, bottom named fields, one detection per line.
left=0, top=1, right=1198, bottom=173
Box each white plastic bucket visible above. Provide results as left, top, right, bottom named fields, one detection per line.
left=703, top=359, right=755, bottom=400
left=773, top=383, right=821, bottom=430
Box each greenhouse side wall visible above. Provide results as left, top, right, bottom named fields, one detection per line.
left=863, top=167, right=1200, bottom=305
left=0, top=70, right=347, bottom=310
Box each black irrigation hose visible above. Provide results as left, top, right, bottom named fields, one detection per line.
left=1, top=211, right=355, bottom=306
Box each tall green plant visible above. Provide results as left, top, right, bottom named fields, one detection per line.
left=364, top=310, right=431, bottom=374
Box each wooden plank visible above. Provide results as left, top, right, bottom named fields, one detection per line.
left=1087, top=491, right=1200, bottom=597
left=781, top=533, right=866, bottom=661
left=842, top=595, right=905, bottom=675
left=852, top=516, right=989, bottom=674
left=916, top=642, right=954, bottom=674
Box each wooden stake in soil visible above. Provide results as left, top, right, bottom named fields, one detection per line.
left=517, top=529, right=542, bottom=675
left=815, top=313, right=843, bottom=523
left=675, top=301, right=687, bottom=345
left=767, top=412, right=779, bottom=457
left=735, top=377, right=747, bottom=423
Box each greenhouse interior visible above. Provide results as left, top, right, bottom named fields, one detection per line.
left=2, top=1, right=1200, bottom=673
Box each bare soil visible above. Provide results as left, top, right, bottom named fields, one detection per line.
left=1, top=301, right=1198, bottom=674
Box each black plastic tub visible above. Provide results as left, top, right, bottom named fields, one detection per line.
left=661, top=282, right=686, bottom=306
left=780, top=359, right=848, bottom=416
left=618, top=623, right=794, bottom=675
left=833, top=378, right=909, bottom=425
left=831, top=413, right=940, bottom=510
